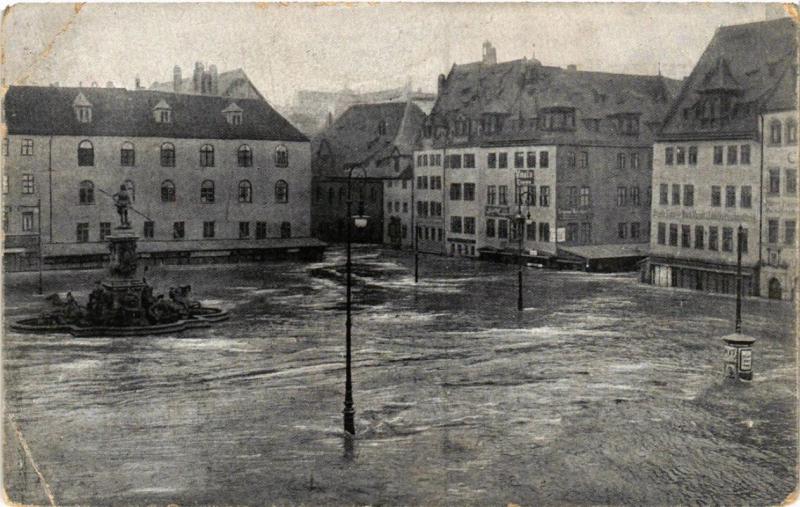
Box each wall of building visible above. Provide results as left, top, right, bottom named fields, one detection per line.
left=649, top=138, right=761, bottom=293
left=413, top=146, right=445, bottom=254
left=383, top=178, right=413, bottom=248
left=311, top=178, right=384, bottom=243
left=760, top=110, right=798, bottom=299
left=4, top=134, right=311, bottom=252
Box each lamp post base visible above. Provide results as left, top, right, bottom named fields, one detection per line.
left=343, top=405, right=355, bottom=435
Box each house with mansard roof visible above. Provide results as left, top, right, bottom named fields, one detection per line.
left=2, top=84, right=323, bottom=271
left=647, top=16, right=797, bottom=298
left=414, top=41, right=681, bottom=267
left=311, top=101, right=426, bottom=245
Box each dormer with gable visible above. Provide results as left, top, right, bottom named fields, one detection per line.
left=223, top=102, right=243, bottom=125
left=153, top=99, right=172, bottom=124
left=73, top=92, right=92, bottom=123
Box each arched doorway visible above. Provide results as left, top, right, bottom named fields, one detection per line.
left=768, top=278, right=782, bottom=300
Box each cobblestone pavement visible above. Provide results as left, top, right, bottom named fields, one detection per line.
left=3, top=246, right=797, bottom=505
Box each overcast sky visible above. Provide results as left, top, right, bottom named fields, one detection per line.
left=0, top=3, right=782, bottom=108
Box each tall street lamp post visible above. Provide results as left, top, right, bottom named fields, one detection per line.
left=514, top=173, right=533, bottom=312
left=344, top=166, right=368, bottom=435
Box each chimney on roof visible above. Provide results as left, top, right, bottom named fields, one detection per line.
left=437, top=74, right=446, bottom=96
left=326, top=111, right=333, bottom=128
left=173, top=65, right=182, bottom=93
left=193, top=62, right=204, bottom=93
left=79, top=81, right=83, bottom=88
left=106, top=81, right=114, bottom=88
left=209, top=64, right=219, bottom=95
left=135, top=76, right=141, bottom=90
left=91, top=81, right=98, bottom=87
left=482, top=41, right=497, bottom=66
left=567, top=64, right=577, bottom=72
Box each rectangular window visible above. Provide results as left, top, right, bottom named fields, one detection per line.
left=681, top=225, right=691, bottom=248
left=21, top=212, right=34, bottom=232
left=99, top=221, right=111, bottom=239
left=567, top=152, right=576, bottom=169
left=722, top=227, right=733, bottom=252
left=488, top=152, right=497, bottom=168
left=676, top=147, right=685, bottom=165
left=499, top=186, right=508, bottom=205
left=725, top=186, right=736, bottom=208
left=709, top=226, right=719, bottom=251
left=657, top=223, right=666, bottom=245
left=694, top=226, right=704, bottom=249
left=499, top=220, right=509, bottom=239
left=727, top=145, right=738, bottom=165
left=450, top=216, right=462, bottom=233
left=617, top=153, right=626, bottom=170
left=2, top=138, right=7, bottom=156
left=450, top=154, right=462, bottom=169
left=464, top=217, right=476, bottom=235
left=256, top=222, right=267, bottom=239
left=2, top=175, right=7, bottom=194
left=630, top=222, right=640, bottom=240
left=239, top=221, right=250, bottom=239
left=616, top=186, right=627, bottom=207
left=463, top=153, right=475, bottom=168
left=631, top=152, right=640, bottom=170
left=539, top=186, right=550, bottom=207
left=786, top=220, right=796, bottom=245
left=76, top=223, right=89, bottom=243
left=713, top=146, right=724, bottom=165
left=514, top=152, right=525, bottom=168
left=21, top=139, right=33, bottom=156
left=659, top=184, right=668, bottom=205
left=786, top=169, right=797, bottom=194
left=579, top=186, right=590, bottom=207
left=203, top=221, right=215, bottom=239
left=669, top=223, right=678, bottom=246
left=566, top=223, right=579, bottom=242
left=581, top=222, right=592, bottom=243
left=21, top=174, right=34, bottom=194
left=738, top=228, right=748, bottom=254
left=463, top=183, right=475, bottom=201
left=486, top=219, right=496, bottom=238
left=567, top=186, right=578, bottom=208
left=671, top=184, right=680, bottom=205
left=539, top=151, right=549, bottom=168
left=487, top=185, right=497, bottom=205
left=683, top=185, right=694, bottom=207
left=539, top=222, right=550, bottom=242
left=618, top=222, right=627, bottom=239
left=498, top=152, right=508, bottom=169
left=711, top=186, right=721, bottom=207
left=739, top=186, right=751, bottom=208
left=768, top=219, right=779, bottom=243
left=527, top=151, right=537, bottom=168
left=740, top=145, right=750, bottom=165
left=173, top=221, right=185, bottom=239
left=143, top=221, right=154, bottom=238
left=449, top=183, right=461, bottom=200
left=527, top=222, right=538, bottom=241
left=665, top=147, right=674, bottom=165
left=769, top=169, right=780, bottom=194
left=580, top=151, right=589, bottom=169
left=688, top=146, right=698, bottom=165
left=387, top=201, right=392, bottom=213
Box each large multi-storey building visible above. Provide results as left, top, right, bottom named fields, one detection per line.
left=2, top=84, right=323, bottom=271
left=311, top=101, right=425, bottom=245
left=646, top=16, right=797, bottom=298
left=414, top=42, right=681, bottom=267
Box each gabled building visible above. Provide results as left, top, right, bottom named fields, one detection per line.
left=646, top=16, right=797, bottom=298
left=415, top=41, right=681, bottom=266
left=2, top=84, right=322, bottom=271
left=311, top=101, right=425, bottom=245
left=150, top=63, right=265, bottom=101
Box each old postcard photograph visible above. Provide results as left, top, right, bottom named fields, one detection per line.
left=1, top=2, right=798, bottom=505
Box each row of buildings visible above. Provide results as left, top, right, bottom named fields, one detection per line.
left=2, top=16, right=796, bottom=301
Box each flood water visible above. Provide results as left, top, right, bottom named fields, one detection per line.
left=3, top=246, right=797, bottom=505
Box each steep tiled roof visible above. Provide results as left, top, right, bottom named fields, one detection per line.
left=659, top=17, right=797, bottom=140
left=312, top=101, right=425, bottom=178
left=428, top=58, right=681, bottom=147
left=4, top=85, right=308, bottom=142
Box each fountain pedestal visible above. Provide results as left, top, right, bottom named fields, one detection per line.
left=102, top=227, right=147, bottom=325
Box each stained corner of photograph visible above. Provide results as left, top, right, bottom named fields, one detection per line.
left=1, top=2, right=798, bottom=506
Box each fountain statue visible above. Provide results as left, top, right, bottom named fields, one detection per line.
left=11, top=184, right=228, bottom=337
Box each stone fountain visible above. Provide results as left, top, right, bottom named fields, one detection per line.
left=11, top=186, right=228, bottom=337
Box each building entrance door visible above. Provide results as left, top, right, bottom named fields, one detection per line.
left=768, top=277, right=782, bottom=299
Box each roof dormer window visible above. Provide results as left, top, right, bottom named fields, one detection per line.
left=153, top=99, right=172, bottom=124
left=73, top=92, right=92, bottom=123
left=223, top=102, right=243, bottom=126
